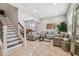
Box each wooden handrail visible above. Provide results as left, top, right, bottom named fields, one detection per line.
left=18, top=22, right=24, bottom=29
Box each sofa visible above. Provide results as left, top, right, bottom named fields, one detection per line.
left=45, top=30, right=57, bottom=39
left=53, top=32, right=71, bottom=48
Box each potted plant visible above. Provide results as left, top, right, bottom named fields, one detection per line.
left=57, top=21, right=67, bottom=34
left=75, top=43, right=79, bottom=55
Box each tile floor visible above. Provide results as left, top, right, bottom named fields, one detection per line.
left=9, top=39, right=71, bottom=56
left=0, top=49, right=2, bottom=56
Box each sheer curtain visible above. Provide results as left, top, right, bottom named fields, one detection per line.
left=67, top=11, right=73, bottom=36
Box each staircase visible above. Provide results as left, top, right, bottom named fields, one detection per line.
left=0, top=17, right=23, bottom=55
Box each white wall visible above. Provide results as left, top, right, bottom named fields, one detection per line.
left=39, top=15, right=66, bottom=32
left=24, top=20, right=39, bottom=32
left=18, top=9, right=39, bottom=27
left=0, top=3, right=18, bottom=30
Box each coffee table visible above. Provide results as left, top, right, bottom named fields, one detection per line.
left=39, top=34, right=45, bottom=42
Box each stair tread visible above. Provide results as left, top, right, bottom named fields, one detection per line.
left=7, top=34, right=18, bottom=38
left=7, top=35, right=19, bottom=39
left=7, top=29, right=17, bottom=32
left=7, top=26, right=15, bottom=28
left=0, top=17, right=23, bottom=52
left=7, top=27, right=16, bottom=29
left=7, top=38, right=21, bottom=43
left=7, top=30, right=17, bottom=32
left=7, top=40, right=22, bottom=46
left=7, top=37, right=20, bottom=42
left=7, top=41, right=22, bottom=48
left=7, top=32, right=17, bottom=34
left=7, top=33, right=17, bottom=35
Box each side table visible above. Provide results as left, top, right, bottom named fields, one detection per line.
left=61, top=40, right=71, bottom=52
left=39, top=35, right=44, bottom=42
left=53, top=37, right=63, bottom=47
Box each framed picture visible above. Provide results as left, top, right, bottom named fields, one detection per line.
left=47, top=23, right=55, bottom=29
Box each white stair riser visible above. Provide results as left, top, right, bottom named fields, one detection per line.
left=7, top=31, right=17, bottom=34
left=0, top=17, right=23, bottom=53
left=7, top=27, right=16, bottom=29
left=7, top=44, right=23, bottom=52
left=7, top=40, right=22, bottom=46
left=7, top=37, right=20, bottom=42
left=7, top=34, right=18, bottom=38
left=7, top=25, right=14, bottom=27
left=7, top=30, right=17, bottom=32
left=7, top=29, right=17, bottom=31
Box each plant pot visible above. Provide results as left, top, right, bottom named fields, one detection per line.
left=75, top=43, right=79, bottom=55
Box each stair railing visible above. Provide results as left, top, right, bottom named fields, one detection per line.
left=18, top=22, right=27, bottom=53
left=0, top=18, right=8, bottom=56
left=18, top=23, right=24, bottom=39
left=3, top=25, right=7, bottom=56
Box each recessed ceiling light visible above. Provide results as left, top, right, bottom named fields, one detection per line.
left=53, top=3, right=56, bottom=5
left=56, top=12, right=58, bottom=15
left=33, top=9, right=37, bottom=13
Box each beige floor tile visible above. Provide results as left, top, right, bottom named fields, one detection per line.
left=1, top=39, right=71, bottom=56
left=24, top=40, right=70, bottom=56
left=0, top=49, right=3, bottom=56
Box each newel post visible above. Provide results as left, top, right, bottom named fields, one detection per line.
left=24, top=26, right=27, bottom=54
left=3, top=25, right=7, bottom=56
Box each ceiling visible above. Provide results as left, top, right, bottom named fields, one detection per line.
left=10, top=3, right=70, bottom=19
